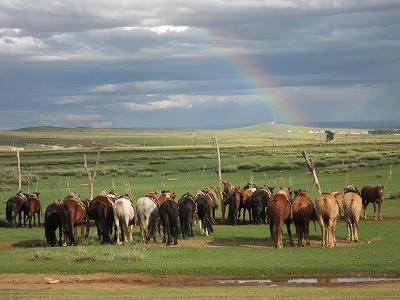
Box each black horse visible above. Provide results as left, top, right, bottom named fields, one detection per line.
left=158, top=199, right=179, bottom=245
left=148, top=207, right=160, bottom=243
left=44, top=203, right=63, bottom=247
left=178, top=193, right=196, bottom=239
left=195, top=194, right=214, bottom=235
left=250, top=188, right=273, bottom=224
left=6, top=193, right=29, bottom=226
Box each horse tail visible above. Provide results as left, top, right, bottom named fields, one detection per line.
left=6, top=200, right=12, bottom=223
left=204, top=213, right=214, bottom=234
left=119, top=215, right=129, bottom=243
left=95, top=202, right=109, bottom=243
left=61, top=205, right=75, bottom=245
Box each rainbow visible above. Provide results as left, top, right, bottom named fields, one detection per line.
left=201, top=27, right=305, bottom=125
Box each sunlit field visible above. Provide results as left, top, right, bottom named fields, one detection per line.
left=0, top=124, right=399, bottom=297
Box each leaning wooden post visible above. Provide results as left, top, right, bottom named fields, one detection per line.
left=83, top=152, right=100, bottom=239
left=212, top=137, right=224, bottom=219
left=83, top=152, right=101, bottom=200
left=302, top=150, right=322, bottom=195
left=16, top=148, right=22, bottom=191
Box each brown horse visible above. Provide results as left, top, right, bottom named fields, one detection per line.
left=222, top=181, right=235, bottom=222
left=292, top=189, right=316, bottom=247
left=60, top=195, right=86, bottom=246
left=343, top=190, right=363, bottom=242
left=315, top=192, right=343, bottom=248
left=202, top=187, right=219, bottom=223
left=25, top=192, right=42, bottom=228
left=361, top=185, right=384, bottom=220
left=240, top=187, right=254, bottom=224
left=85, top=195, right=115, bottom=243
left=267, top=188, right=294, bottom=248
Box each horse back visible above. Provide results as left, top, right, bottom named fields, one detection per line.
left=361, top=185, right=384, bottom=204
left=315, top=194, right=338, bottom=222
left=62, top=199, right=86, bottom=225
left=267, top=194, right=291, bottom=222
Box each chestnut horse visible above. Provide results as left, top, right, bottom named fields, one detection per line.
left=202, top=187, right=219, bottom=223
left=361, top=185, right=384, bottom=220
left=343, top=190, right=363, bottom=242
left=25, top=192, right=42, bottom=228
left=292, top=189, right=316, bottom=247
left=60, top=196, right=86, bottom=246
left=315, top=192, right=343, bottom=248
left=267, top=188, right=294, bottom=249
left=85, top=195, right=115, bottom=243
left=221, top=181, right=235, bottom=222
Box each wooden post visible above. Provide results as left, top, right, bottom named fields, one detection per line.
left=212, top=137, right=223, bottom=207
left=16, top=148, right=22, bottom=191
left=302, top=150, right=322, bottom=195
left=83, top=152, right=100, bottom=200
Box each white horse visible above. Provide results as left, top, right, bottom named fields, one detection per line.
left=112, top=196, right=135, bottom=245
left=136, top=196, right=157, bottom=243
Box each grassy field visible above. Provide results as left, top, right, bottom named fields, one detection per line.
left=0, top=124, right=399, bottom=297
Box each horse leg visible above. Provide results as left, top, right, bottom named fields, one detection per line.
left=373, top=203, right=377, bottom=220
left=378, top=202, right=382, bottom=221
left=346, top=220, right=351, bottom=241
left=221, top=202, right=226, bottom=222
left=354, top=221, right=359, bottom=242
left=29, top=212, right=32, bottom=228
left=305, top=223, right=310, bottom=246
left=85, top=218, right=91, bottom=239
left=295, top=224, right=301, bottom=247
left=286, top=221, right=294, bottom=247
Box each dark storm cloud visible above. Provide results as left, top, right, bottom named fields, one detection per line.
left=0, top=1, right=399, bottom=129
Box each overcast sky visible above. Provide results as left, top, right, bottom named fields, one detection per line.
left=0, top=1, right=399, bottom=129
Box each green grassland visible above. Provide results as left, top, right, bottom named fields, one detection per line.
left=0, top=123, right=399, bottom=279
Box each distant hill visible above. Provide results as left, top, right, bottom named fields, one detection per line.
left=10, top=120, right=400, bottom=132
left=291, top=120, right=400, bottom=129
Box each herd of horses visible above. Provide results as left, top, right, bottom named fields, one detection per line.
left=218, top=181, right=384, bottom=248
left=4, top=183, right=384, bottom=249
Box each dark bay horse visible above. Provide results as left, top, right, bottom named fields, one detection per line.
left=361, top=185, right=384, bottom=220
left=267, top=188, right=294, bottom=248
left=60, top=196, right=86, bottom=246
left=25, top=192, right=42, bottom=228
left=227, top=186, right=243, bottom=225
left=85, top=195, right=114, bottom=243
left=6, top=192, right=29, bottom=226
left=158, top=199, right=179, bottom=245
left=292, top=189, right=316, bottom=247
left=194, top=193, right=214, bottom=236
left=44, top=203, right=62, bottom=247
left=178, top=193, right=196, bottom=239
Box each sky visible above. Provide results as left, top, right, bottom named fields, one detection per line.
left=0, top=1, right=399, bottom=129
